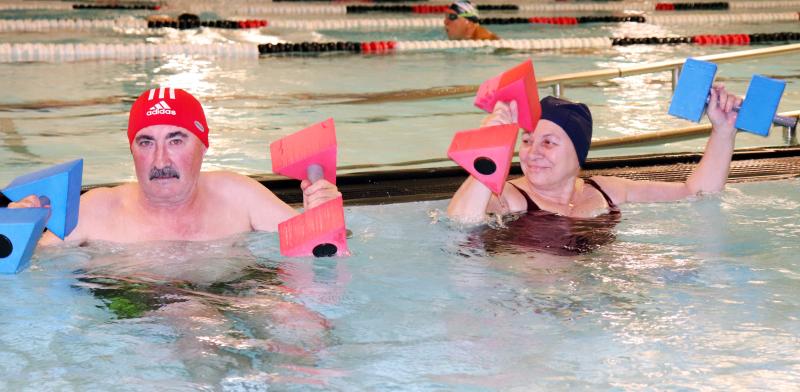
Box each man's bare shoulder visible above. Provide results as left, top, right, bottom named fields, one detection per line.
left=201, top=170, right=258, bottom=184
left=198, top=171, right=294, bottom=227
left=200, top=171, right=266, bottom=194
left=199, top=171, right=279, bottom=201
left=81, top=183, right=136, bottom=209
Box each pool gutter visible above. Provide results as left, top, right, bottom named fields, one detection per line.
left=3, top=146, right=799, bottom=207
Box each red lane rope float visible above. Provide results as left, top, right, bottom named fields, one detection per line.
left=692, top=34, right=751, bottom=45
left=238, top=20, right=269, bottom=29
left=528, top=17, right=579, bottom=25
left=410, top=5, right=449, bottom=14
left=359, top=40, right=397, bottom=53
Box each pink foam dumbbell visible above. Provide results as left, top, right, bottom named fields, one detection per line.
left=474, top=59, right=541, bottom=132
left=270, top=119, right=349, bottom=257
left=447, top=124, right=520, bottom=194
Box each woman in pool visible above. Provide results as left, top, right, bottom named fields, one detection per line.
left=448, top=85, right=741, bottom=254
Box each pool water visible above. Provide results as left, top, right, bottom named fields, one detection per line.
left=1, top=12, right=800, bottom=185
left=1, top=178, right=798, bottom=390
left=2, top=5, right=800, bottom=390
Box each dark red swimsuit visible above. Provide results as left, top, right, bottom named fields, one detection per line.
left=472, top=178, right=621, bottom=256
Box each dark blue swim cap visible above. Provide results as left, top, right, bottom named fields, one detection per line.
left=539, top=96, right=593, bottom=167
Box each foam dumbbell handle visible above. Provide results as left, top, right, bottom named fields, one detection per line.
left=306, top=163, right=352, bottom=239
left=770, top=115, right=798, bottom=129
left=705, top=96, right=798, bottom=130
left=741, top=110, right=797, bottom=130
left=307, top=164, right=324, bottom=184
left=707, top=95, right=798, bottom=125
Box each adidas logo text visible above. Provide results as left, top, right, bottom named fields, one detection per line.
left=146, top=101, right=177, bottom=116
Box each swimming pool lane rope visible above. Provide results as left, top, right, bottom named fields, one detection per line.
left=165, top=0, right=800, bottom=15
left=1, top=11, right=798, bottom=33
left=0, top=2, right=158, bottom=11
left=4, top=0, right=800, bottom=13
left=3, top=32, right=800, bottom=62
left=72, top=4, right=161, bottom=11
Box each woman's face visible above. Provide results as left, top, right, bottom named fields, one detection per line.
left=519, top=119, right=580, bottom=188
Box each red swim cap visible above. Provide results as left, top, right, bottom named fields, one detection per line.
left=127, top=87, right=209, bottom=147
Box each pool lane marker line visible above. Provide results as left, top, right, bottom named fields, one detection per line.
left=3, top=32, right=800, bottom=62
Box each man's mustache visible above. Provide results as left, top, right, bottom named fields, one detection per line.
left=149, top=166, right=180, bottom=180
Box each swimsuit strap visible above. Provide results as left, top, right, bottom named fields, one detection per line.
left=507, top=182, right=541, bottom=212
left=583, top=178, right=620, bottom=212
left=508, top=178, right=619, bottom=213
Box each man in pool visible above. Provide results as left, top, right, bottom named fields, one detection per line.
left=9, top=87, right=341, bottom=244
left=448, top=85, right=741, bottom=254
left=444, top=0, right=499, bottom=41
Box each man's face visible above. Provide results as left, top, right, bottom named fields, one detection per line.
left=444, top=10, right=474, bottom=40
left=131, top=124, right=206, bottom=204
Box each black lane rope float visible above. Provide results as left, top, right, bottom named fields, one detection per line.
left=655, top=2, right=730, bottom=10
left=147, top=20, right=268, bottom=29
left=73, top=3, right=160, bottom=10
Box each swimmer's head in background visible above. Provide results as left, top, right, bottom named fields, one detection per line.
left=127, top=87, right=209, bottom=148
left=177, top=13, right=200, bottom=23
left=539, top=96, right=593, bottom=166
left=449, top=0, right=480, bottom=23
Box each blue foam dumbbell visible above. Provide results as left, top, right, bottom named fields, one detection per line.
left=0, top=159, right=83, bottom=274
left=0, top=209, right=49, bottom=274
left=669, top=58, right=718, bottom=123
left=736, top=75, right=789, bottom=136
left=668, top=58, right=797, bottom=136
